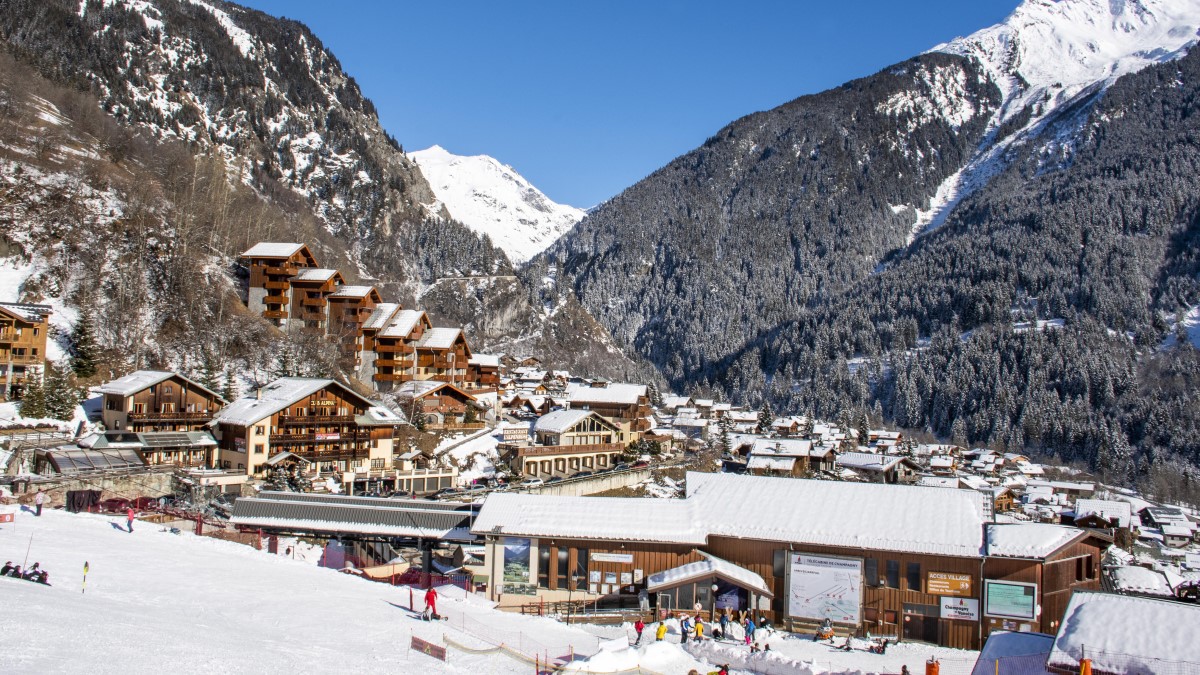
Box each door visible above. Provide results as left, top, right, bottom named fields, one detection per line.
left=902, top=603, right=940, bottom=643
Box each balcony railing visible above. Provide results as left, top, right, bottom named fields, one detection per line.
left=129, top=411, right=214, bottom=421
left=374, top=359, right=413, bottom=368
left=263, top=310, right=288, bottom=319
left=264, top=294, right=289, bottom=304
left=303, top=297, right=327, bottom=307
left=263, top=280, right=290, bottom=290
left=270, top=432, right=371, bottom=444
left=373, top=343, right=415, bottom=354
left=373, top=373, right=413, bottom=382
left=0, top=329, right=15, bottom=342
left=263, top=265, right=298, bottom=276
left=279, top=415, right=355, bottom=425
left=517, top=443, right=623, bottom=458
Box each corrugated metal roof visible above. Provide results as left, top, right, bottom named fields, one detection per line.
left=231, top=493, right=477, bottom=540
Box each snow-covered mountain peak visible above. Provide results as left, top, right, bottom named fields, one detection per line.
left=934, top=0, right=1200, bottom=120
left=410, top=145, right=585, bottom=265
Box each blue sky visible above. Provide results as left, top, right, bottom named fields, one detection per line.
left=238, top=1, right=1018, bottom=208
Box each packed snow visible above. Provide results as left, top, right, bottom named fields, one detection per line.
left=410, top=145, right=585, bottom=264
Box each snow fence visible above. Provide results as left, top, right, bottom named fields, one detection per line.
left=441, top=633, right=665, bottom=675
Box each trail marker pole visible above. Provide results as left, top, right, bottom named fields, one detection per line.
left=21, top=532, right=33, bottom=569
left=82, top=561, right=89, bottom=594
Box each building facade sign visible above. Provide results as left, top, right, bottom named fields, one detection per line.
left=787, top=553, right=863, bottom=624
left=315, top=433, right=341, bottom=441
left=927, top=571, right=973, bottom=596
left=939, top=596, right=979, bottom=621
left=590, top=552, right=634, bottom=564
left=312, top=399, right=337, bottom=407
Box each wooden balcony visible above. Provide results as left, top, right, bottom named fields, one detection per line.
left=517, top=443, right=623, bottom=458
left=0, top=329, right=15, bottom=342
left=374, top=343, right=415, bottom=354
left=279, top=415, right=355, bottom=425
left=264, top=294, right=289, bottom=304
left=263, top=310, right=288, bottom=319
left=374, top=358, right=413, bottom=368
left=302, top=297, right=327, bottom=307
left=373, top=373, right=414, bottom=382
left=270, top=432, right=371, bottom=444
left=263, top=280, right=290, bottom=290
left=264, top=265, right=298, bottom=276
left=129, top=411, right=214, bottom=422
left=1, top=353, right=42, bottom=364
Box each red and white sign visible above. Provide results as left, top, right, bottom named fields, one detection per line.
left=0, top=513, right=14, bottom=523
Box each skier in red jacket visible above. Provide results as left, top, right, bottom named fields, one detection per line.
left=424, top=586, right=438, bottom=620
left=126, top=507, right=136, bottom=533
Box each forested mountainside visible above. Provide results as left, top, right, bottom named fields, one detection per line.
left=535, top=0, right=1200, bottom=492
left=0, top=0, right=651, bottom=384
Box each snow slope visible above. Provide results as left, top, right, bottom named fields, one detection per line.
left=410, top=145, right=585, bottom=264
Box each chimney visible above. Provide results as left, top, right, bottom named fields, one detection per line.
left=255, top=387, right=262, bottom=401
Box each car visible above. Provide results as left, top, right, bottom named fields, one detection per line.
left=466, top=483, right=487, bottom=493
left=631, top=460, right=650, bottom=469
left=387, top=490, right=411, bottom=499
left=432, top=487, right=461, bottom=499
left=491, top=481, right=511, bottom=492
left=612, top=462, right=631, bottom=472
left=545, top=476, right=565, bottom=484
left=572, top=471, right=594, bottom=479
left=520, top=477, right=544, bottom=487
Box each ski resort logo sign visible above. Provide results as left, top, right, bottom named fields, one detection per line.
left=411, top=636, right=447, bottom=661
left=787, top=553, right=863, bottom=624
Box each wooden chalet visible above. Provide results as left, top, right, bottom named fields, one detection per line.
left=210, top=377, right=404, bottom=477
left=564, top=381, right=652, bottom=442
left=473, top=473, right=1108, bottom=650
left=466, top=353, right=501, bottom=392
left=362, top=308, right=429, bottom=390
left=510, top=409, right=623, bottom=478
left=287, top=268, right=344, bottom=335
left=325, top=285, right=382, bottom=363
left=414, top=327, right=472, bottom=385
left=394, top=380, right=481, bottom=430
left=97, top=370, right=228, bottom=433
left=0, top=302, right=51, bottom=400
left=744, top=438, right=836, bottom=477
left=240, top=242, right=319, bottom=326
left=835, top=452, right=921, bottom=484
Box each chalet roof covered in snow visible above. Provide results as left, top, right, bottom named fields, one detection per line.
left=380, top=309, right=427, bottom=338
left=746, top=455, right=796, bottom=471
left=969, top=631, right=1054, bottom=675
left=95, top=369, right=224, bottom=401
left=1072, top=498, right=1132, bottom=528
left=362, top=303, right=400, bottom=330
left=468, top=354, right=500, bottom=367
left=647, top=551, right=773, bottom=597
left=329, top=285, right=375, bottom=299
left=687, top=472, right=989, bottom=557
left=356, top=406, right=407, bottom=426
left=533, top=409, right=595, bottom=434
left=985, top=523, right=1086, bottom=559
left=565, top=382, right=646, bottom=406
left=1047, top=592, right=1200, bottom=673
left=471, top=493, right=705, bottom=545
left=290, top=268, right=340, bottom=283
left=660, top=395, right=692, bottom=409
left=748, top=438, right=822, bottom=457
left=230, top=492, right=479, bottom=541
left=240, top=242, right=305, bottom=258
left=835, top=452, right=912, bottom=472
left=1109, top=565, right=1174, bottom=597
left=416, top=327, right=463, bottom=350
left=917, top=476, right=964, bottom=489
left=212, top=378, right=376, bottom=427
left=0, top=302, right=52, bottom=322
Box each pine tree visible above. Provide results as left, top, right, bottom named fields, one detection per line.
left=43, top=361, right=80, bottom=422
left=19, top=366, right=47, bottom=418
left=221, top=370, right=238, bottom=402
left=70, top=312, right=98, bottom=378
left=856, top=411, right=870, bottom=450
left=198, top=350, right=220, bottom=393
left=718, top=414, right=733, bottom=455
left=756, top=401, right=774, bottom=435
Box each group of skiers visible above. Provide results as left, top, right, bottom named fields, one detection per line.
left=1, top=561, right=50, bottom=585
left=633, top=608, right=772, bottom=649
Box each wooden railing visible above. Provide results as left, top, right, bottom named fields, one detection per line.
left=279, top=415, right=355, bottom=425
left=263, top=265, right=298, bottom=276
left=517, top=443, right=623, bottom=458
left=128, top=411, right=213, bottom=421
left=262, top=310, right=288, bottom=319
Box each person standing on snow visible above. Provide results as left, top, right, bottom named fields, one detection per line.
left=126, top=506, right=136, bottom=533
left=744, top=616, right=756, bottom=645
left=655, top=621, right=668, bottom=642
left=680, top=615, right=691, bottom=644
left=694, top=616, right=704, bottom=641
left=34, top=489, right=45, bottom=517
left=424, top=586, right=439, bottom=619
left=633, top=618, right=645, bottom=645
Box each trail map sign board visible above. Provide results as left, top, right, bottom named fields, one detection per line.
left=787, top=553, right=862, bottom=624
left=984, top=580, right=1037, bottom=620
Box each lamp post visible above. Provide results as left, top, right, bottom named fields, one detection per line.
left=711, top=581, right=720, bottom=622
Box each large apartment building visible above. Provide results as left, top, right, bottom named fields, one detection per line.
left=0, top=302, right=51, bottom=400
left=240, top=242, right=320, bottom=327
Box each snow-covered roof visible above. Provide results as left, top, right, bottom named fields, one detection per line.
left=647, top=551, right=772, bottom=597
left=241, top=242, right=304, bottom=258
left=1072, top=499, right=1132, bottom=528
left=835, top=452, right=909, bottom=472
left=1026, top=479, right=1094, bottom=492
left=380, top=309, right=426, bottom=338
left=687, top=472, right=988, bottom=557
left=95, top=370, right=224, bottom=401
left=212, top=378, right=373, bottom=427
left=917, top=476, right=963, bottom=489
left=362, top=303, right=400, bottom=331
left=416, top=327, right=462, bottom=350
left=472, top=493, right=706, bottom=544
left=357, top=406, right=406, bottom=426
left=1162, top=523, right=1192, bottom=538
left=468, top=354, right=500, bottom=367
left=1047, top=592, right=1200, bottom=673
left=930, top=456, right=956, bottom=468
left=96, top=370, right=176, bottom=396
left=1109, top=565, right=1174, bottom=596
left=534, top=409, right=596, bottom=434
left=565, top=382, right=646, bottom=406
left=748, top=438, right=817, bottom=457
left=329, top=285, right=375, bottom=299
left=290, top=268, right=340, bottom=283
left=0, top=302, right=52, bottom=323
left=746, top=455, right=796, bottom=471
left=985, top=523, right=1085, bottom=559
left=660, top=395, right=692, bottom=409
left=969, top=631, right=1055, bottom=675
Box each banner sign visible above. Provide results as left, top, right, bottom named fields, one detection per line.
left=940, top=596, right=979, bottom=621
left=590, top=552, right=634, bottom=564
left=927, top=571, right=973, bottom=596
left=0, top=513, right=13, bottom=523
left=411, top=636, right=447, bottom=661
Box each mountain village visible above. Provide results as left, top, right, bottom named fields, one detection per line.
left=4, top=0, right=1200, bottom=673
left=2, top=242, right=1199, bottom=673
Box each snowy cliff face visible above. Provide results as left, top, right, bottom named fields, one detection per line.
left=409, top=146, right=585, bottom=264
left=935, top=0, right=1200, bottom=123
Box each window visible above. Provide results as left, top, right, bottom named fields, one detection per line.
left=573, top=548, right=588, bottom=590
left=371, top=458, right=384, bottom=470
left=164, top=386, right=173, bottom=395
left=885, top=560, right=900, bottom=589
left=133, top=403, right=145, bottom=414
left=557, top=547, right=570, bottom=589
left=30, top=348, right=37, bottom=357
left=907, top=562, right=922, bottom=592
left=538, top=544, right=551, bottom=588
left=254, top=444, right=264, bottom=455
left=883, top=610, right=897, bottom=624
left=865, top=558, right=879, bottom=587
left=255, top=426, right=265, bottom=435
left=32, top=328, right=38, bottom=336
